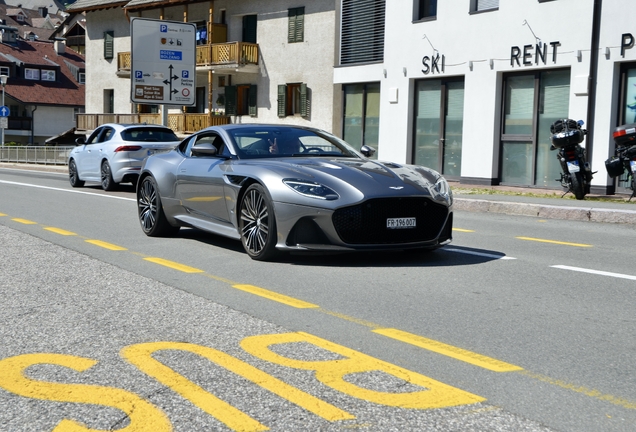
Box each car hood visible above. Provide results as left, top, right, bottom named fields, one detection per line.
left=237, top=157, right=450, bottom=202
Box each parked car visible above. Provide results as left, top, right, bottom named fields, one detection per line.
left=68, top=123, right=181, bottom=190
left=137, top=124, right=454, bottom=261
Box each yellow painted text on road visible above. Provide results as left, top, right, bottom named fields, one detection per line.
left=11, top=218, right=36, bottom=225
left=86, top=239, right=128, bottom=251
left=0, top=353, right=171, bottom=432
left=233, top=284, right=319, bottom=308
left=122, top=341, right=354, bottom=431
left=516, top=237, right=592, bottom=247
left=44, top=227, right=77, bottom=236
left=241, top=332, right=485, bottom=409
left=373, top=328, right=522, bottom=372
left=144, top=257, right=204, bottom=273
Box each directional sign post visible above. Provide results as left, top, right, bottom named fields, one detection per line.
left=130, top=18, right=196, bottom=107
left=0, top=105, right=8, bottom=146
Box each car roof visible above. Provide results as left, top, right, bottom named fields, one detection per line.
left=100, top=123, right=173, bottom=130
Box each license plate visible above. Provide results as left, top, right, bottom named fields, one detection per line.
left=387, top=217, right=416, bottom=229
left=630, top=160, right=636, bottom=173
left=566, top=160, right=580, bottom=173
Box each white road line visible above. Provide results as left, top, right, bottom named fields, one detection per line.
left=0, top=179, right=135, bottom=201
left=445, top=248, right=516, bottom=260
left=551, top=265, right=636, bottom=281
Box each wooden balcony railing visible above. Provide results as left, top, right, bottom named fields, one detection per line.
left=117, top=42, right=258, bottom=74
left=76, top=113, right=230, bottom=134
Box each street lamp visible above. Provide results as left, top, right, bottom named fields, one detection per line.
left=0, top=74, right=7, bottom=147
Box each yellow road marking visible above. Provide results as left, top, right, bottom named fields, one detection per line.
left=44, top=227, right=77, bottom=236
left=516, top=236, right=592, bottom=247
left=144, top=257, right=204, bottom=273
left=373, top=328, right=523, bottom=372
left=86, top=239, right=128, bottom=251
left=232, top=284, right=319, bottom=308
left=12, top=218, right=36, bottom=225
left=0, top=212, right=6, bottom=216
left=452, top=228, right=475, bottom=233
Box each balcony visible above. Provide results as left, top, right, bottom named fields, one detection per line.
left=117, top=42, right=259, bottom=77
left=76, top=113, right=230, bottom=134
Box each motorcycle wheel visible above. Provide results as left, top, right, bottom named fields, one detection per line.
left=570, top=171, right=586, bottom=200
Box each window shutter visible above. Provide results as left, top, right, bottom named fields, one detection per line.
left=476, top=0, right=498, bottom=11
left=300, top=83, right=308, bottom=117
left=340, top=0, right=385, bottom=64
left=225, top=86, right=237, bottom=115
left=277, top=84, right=287, bottom=117
left=104, top=31, right=114, bottom=60
left=288, top=7, right=304, bottom=43
left=248, top=85, right=258, bottom=117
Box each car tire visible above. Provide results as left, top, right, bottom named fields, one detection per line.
left=68, top=159, right=84, bottom=188
left=137, top=175, right=180, bottom=237
left=239, top=184, right=279, bottom=261
left=101, top=160, right=117, bottom=191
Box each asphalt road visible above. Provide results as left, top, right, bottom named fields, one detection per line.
left=1, top=166, right=635, bottom=431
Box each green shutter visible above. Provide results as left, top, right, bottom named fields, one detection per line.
left=277, top=84, right=287, bottom=117
left=104, top=31, right=114, bottom=60
left=288, top=7, right=304, bottom=43
left=300, top=83, right=308, bottom=117
left=225, top=86, right=237, bottom=115
left=248, top=85, right=258, bottom=117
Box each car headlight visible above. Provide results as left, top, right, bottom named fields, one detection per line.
left=432, top=176, right=453, bottom=204
left=283, top=179, right=339, bottom=200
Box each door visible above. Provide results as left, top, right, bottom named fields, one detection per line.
left=413, top=78, right=464, bottom=178
left=175, top=133, right=230, bottom=223
left=242, top=15, right=257, bottom=43
left=76, top=126, right=108, bottom=179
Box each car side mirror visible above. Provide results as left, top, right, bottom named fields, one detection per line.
left=75, top=137, right=86, bottom=145
left=360, top=145, right=376, bottom=158
left=191, top=142, right=219, bottom=157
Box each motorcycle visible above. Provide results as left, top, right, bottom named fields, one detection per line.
left=549, top=119, right=593, bottom=200
left=604, top=123, right=636, bottom=200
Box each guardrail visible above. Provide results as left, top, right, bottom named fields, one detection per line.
left=0, top=146, right=74, bottom=166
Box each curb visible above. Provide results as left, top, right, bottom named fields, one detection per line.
left=453, top=197, right=636, bottom=224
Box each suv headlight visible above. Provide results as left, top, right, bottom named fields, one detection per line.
left=283, top=179, right=339, bottom=200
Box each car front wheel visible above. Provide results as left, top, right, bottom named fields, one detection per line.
left=137, top=175, right=179, bottom=237
left=68, top=159, right=84, bottom=188
left=239, top=184, right=279, bottom=261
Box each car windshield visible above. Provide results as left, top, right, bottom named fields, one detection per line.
left=121, top=127, right=179, bottom=142
left=227, top=126, right=358, bottom=159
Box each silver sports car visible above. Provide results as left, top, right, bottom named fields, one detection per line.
left=137, top=124, right=453, bottom=260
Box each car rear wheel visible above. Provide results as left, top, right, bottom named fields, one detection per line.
left=68, top=159, right=84, bottom=188
left=137, top=175, right=180, bottom=237
left=101, top=160, right=117, bottom=191
left=239, top=184, right=279, bottom=261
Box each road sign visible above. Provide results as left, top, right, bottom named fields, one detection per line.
left=0, top=106, right=9, bottom=117
left=130, top=18, right=196, bottom=106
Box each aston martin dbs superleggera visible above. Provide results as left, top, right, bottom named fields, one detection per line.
left=137, top=124, right=453, bottom=260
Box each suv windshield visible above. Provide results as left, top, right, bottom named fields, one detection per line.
left=122, top=128, right=179, bottom=142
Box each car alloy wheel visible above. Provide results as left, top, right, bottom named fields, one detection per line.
left=239, top=184, right=278, bottom=260
left=137, top=175, right=179, bottom=237
left=68, top=159, right=84, bottom=188
left=101, top=161, right=117, bottom=191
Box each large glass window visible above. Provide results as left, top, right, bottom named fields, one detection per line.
left=343, top=83, right=380, bottom=157
left=413, top=78, right=464, bottom=177
left=500, top=69, right=570, bottom=187
left=615, top=64, right=636, bottom=193
left=417, top=0, right=437, bottom=20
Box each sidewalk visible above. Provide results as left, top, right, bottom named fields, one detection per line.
left=2, top=162, right=636, bottom=224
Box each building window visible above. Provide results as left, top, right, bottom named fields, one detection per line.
left=41, top=70, right=55, bottom=81
left=471, top=0, right=499, bottom=12
left=242, top=15, right=257, bottom=43
left=104, top=31, right=114, bottom=60
left=0, top=67, right=9, bottom=76
left=78, top=72, right=85, bottom=84
left=500, top=69, right=570, bottom=187
left=417, top=0, right=437, bottom=20
left=614, top=63, right=636, bottom=194
left=25, top=68, right=40, bottom=80
left=340, top=0, right=385, bottom=65
left=15, top=14, right=24, bottom=22
left=225, top=84, right=257, bottom=116
left=196, top=21, right=207, bottom=45
left=278, top=83, right=308, bottom=117
left=288, top=7, right=304, bottom=43
left=342, top=83, right=380, bottom=158
left=104, top=89, right=114, bottom=113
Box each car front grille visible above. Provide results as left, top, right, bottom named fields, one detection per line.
left=332, top=197, right=449, bottom=245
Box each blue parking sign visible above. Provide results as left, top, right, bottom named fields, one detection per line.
left=182, top=70, right=189, bottom=79
left=135, top=70, right=143, bottom=79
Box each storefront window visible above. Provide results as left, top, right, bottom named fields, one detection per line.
left=500, top=69, right=570, bottom=187
left=343, top=83, right=380, bottom=158
left=615, top=65, right=636, bottom=193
